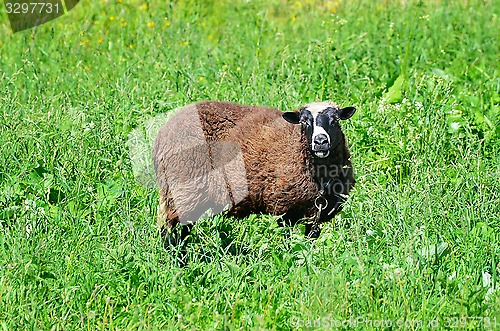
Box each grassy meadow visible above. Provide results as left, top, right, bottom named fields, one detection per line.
left=1, top=0, right=500, bottom=329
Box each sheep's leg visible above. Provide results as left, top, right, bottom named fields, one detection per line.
left=305, top=222, right=321, bottom=239
left=274, top=217, right=292, bottom=243
left=276, top=217, right=294, bottom=228
left=276, top=211, right=301, bottom=241
left=161, top=223, right=193, bottom=266
left=163, top=223, right=193, bottom=247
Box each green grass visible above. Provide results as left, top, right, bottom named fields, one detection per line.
left=1, top=0, right=500, bottom=329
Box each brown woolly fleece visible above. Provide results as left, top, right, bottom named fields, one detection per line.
left=152, top=101, right=354, bottom=235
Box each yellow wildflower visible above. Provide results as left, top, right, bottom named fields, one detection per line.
left=140, top=4, right=147, bottom=10
left=129, top=44, right=134, bottom=49
left=199, top=77, right=204, bottom=81
left=120, top=18, right=126, bottom=27
left=165, top=19, right=170, bottom=27
left=98, top=37, right=103, bottom=43
left=327, top=1, right=339, bottom=13
left=110, top=16, right=115, bottom=21
left=147, top=21, right=155, bottom=28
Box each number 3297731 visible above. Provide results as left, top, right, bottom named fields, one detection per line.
left=5, top=2, right=61, bottom=14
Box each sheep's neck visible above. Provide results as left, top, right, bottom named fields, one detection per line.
left=299, top=131, right=348, bottom=193
left=309, top=144, right=348, bottom=194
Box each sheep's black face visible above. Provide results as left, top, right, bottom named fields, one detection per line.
left=282, top=102, right=356, bottom=158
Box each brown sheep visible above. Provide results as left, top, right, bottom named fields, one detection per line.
left=152, top=101, right=356, bottom=245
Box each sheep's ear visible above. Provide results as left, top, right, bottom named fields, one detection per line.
left=282, top=111, right=301, bottom=124
left=337, top=107, right=356, bottom=120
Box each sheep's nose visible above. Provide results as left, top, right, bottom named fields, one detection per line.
left=313, top=134, right=328, bottom=146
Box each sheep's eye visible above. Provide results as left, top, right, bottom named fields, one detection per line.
left=300, top=118, right=310, bottom=126
left=329, top=116, right=339, bottom=125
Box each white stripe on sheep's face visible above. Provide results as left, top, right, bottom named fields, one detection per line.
left=282, top=102, right=356, bottom=158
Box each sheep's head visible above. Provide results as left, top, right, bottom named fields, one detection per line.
left=282, top=102, right=356, bottom=158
